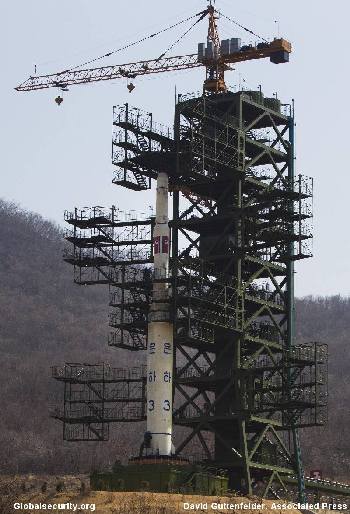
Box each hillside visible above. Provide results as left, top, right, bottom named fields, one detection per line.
left=0, top=199, right=348, bottom=479
left=296, top=296, right=350, bottom=479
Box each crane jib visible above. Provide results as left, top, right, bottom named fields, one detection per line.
left=15, top=39, right=291, bottom=92
left=15, top=54, right=200, bottom=92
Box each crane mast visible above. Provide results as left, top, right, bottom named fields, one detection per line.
left=205, top=5, right=226, bottom=92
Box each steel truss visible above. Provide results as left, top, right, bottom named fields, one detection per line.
left=55, top=92, right=329, bottom=500
left=51, top=363, right=146, bottom=441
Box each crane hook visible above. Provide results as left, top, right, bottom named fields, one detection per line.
left=55, top=96, right=64, bottom=106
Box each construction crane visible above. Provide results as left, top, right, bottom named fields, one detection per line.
left=15, top=4, right=291, bottom=97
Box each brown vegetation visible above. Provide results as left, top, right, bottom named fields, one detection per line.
left=0, top=475, right=304, bottom=514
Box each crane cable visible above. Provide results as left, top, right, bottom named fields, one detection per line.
left=217, top=10, right=269, bottom=43
left=55, top=7, right=268, bottom=76
left=58, top=12, right=201, bottom=75
left=156, top=9, right=209, bottom=60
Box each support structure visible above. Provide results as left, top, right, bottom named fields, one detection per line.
left=53, top=91, right=333, bottom=499
left=51, top=363, right=146, bottom=441
left=169, top=91, right=325, bottom=497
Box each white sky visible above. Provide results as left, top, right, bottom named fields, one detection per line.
left=2, top=0, right=349, bottom=297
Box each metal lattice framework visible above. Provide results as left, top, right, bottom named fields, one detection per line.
left=169, top=92, right=322, bottom=498
left=51, top=363, right=146, bottom=441
left=53, top=91, right=330, bottom=499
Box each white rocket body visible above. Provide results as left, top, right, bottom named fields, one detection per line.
left=146, top=172, right=174, bottom=456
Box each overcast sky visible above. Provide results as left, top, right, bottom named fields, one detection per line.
left=2, top=0, right=349, bottom=297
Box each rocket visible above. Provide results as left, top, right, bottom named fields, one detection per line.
left=146, top=171, right=174, bottom=457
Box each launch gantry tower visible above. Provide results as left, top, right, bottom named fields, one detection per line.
left=52, top=90, right=328, bottom=498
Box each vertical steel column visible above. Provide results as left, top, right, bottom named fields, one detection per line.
left=236, top=95, right=251, bottom=494
left=287, top=106, right=306, bottom=503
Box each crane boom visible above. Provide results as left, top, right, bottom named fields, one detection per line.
left=15, top=53, right=201, bottom=92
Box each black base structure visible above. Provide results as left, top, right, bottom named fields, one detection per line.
left=51, top=90, right=350, bottom=501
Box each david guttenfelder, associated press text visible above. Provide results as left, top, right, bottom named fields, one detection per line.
left=183, top=501, right=349, bottom=510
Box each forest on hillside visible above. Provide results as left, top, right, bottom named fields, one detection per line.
left=0, top=199, right=349, bottom=479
